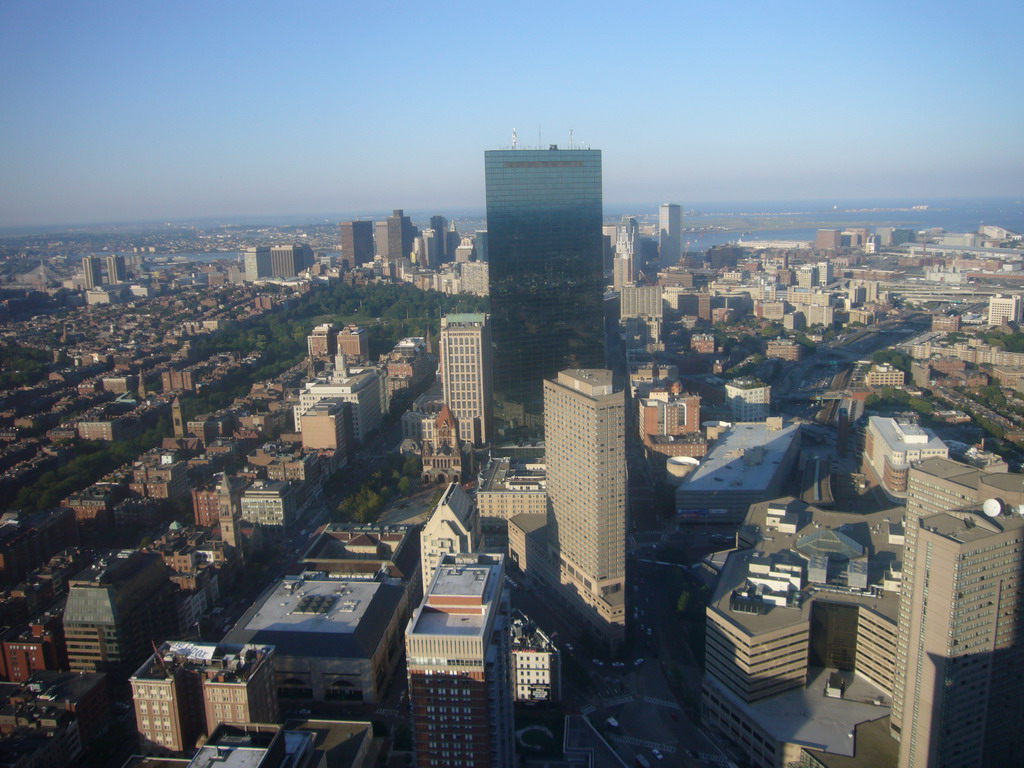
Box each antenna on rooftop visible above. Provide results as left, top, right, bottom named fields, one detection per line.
left=569, top=128, right=574, bottom=149
left=512, top=128, right=517, bottom=150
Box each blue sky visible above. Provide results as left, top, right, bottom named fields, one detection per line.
left=1, top=0, right=1021, bottom=226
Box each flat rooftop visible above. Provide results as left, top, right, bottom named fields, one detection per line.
left=680, top=422, right=799, bottom=494
left=869, top=417, right=946, bottom=455
left=711, top=668, right=890, bottom=759
left=411, top=561, right=501, bottom=638
left=245, top=578, right=379, bottom=635
left=711, top=498, right=902, bottom=636
left=223, top=575, right=404, bottom=660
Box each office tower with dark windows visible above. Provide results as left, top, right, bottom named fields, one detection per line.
left=406, top=553, right=514, bottom=768
left=659, top=203, right=682, bottom=262
left=105, top=254, right=126, bottom=284
left=270, top=243, right=313, bottom=278
left=385, top=209, right=416, bottom=261
left=81, top=256, right=101, bottom=290
left=339, top=220, right=374, bottom=267
left=485, top=147, right=605, bottom=433
left=440, top=313, right=493, bottom=446
left=543, top=369, right=627, bottom=648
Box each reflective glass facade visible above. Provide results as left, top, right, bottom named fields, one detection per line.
left=485, top=148, right=605, bottom=434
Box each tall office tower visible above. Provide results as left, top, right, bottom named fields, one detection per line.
left=406, top=553, right=514, bottom=768
left=544, top=369, right=627, bottom=648
left=339, top=220, right=374, bottom=267
left=105, top=254, right=126, bottom=284
left=474, top=230, right=488, bottom=262
left=270, top=243, right=313, bottom=277
left=243, top=246, right=272, bottom=280
left=130, top=641, right=278, bottom=754
left=897, top=503, right=1024, bottom=767
left=988, top=294, right=1023, bottom=326
left=659, top=203, right=682, bottom=263
left=63, top=552, right=178, bottom=678
left=385, top=209, right=416, bottom=261
left=613, top=215, right=640, bottom=290
left=439, top=313, right=493, bottom=445
left=373, top=220, right=389, bottom=258
left=428, top=215, right=447, bottom=265
left=81, top=256, right=101, bottom=290
left=891, top=458, right=1024, bottom=765
left=485, top=147, right=605, bottom=432
left=445, top=220, right=460, bottom=261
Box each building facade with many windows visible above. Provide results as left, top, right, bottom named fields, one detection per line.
left=485, top=147, right=605, bottom=434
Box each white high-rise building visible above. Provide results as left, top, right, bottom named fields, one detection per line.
left=724, top=378, right=771, bottom=421
left=613, top=216, right=640, bottom=290
left=988, top=294, right=1023, bottom=326
left=439, top=313, right=493, bottom=445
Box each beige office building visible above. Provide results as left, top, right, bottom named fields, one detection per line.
left=439, top=313, right=493, bottom=445
left=897, top=506, right=1024, bottom=767
left=890, top=459, right=1024, bottom=766
left=702, top=497, right=902, bottom=768
left=543, top=369, right=627, bottom=649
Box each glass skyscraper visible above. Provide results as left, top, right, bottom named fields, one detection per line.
left=484, top=147, right=605, bottom=434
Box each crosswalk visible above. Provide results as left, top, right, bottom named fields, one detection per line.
left=375, top=707, right=401, bottom=718
left=610, top=734, right=677, bottom=753
left=695, top=754, right=730, bottom=765
left=641, top=695, right=682, bottom=710
left=602, top=694, right=633, bottom=707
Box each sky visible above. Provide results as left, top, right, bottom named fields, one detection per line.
left=1, top=0, right=1022, bottom=226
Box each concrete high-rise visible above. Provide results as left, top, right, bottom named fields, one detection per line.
left=988, top=294, right=1023, bottom=326
left=339, top=220, right=374, bottom=267
left=243, top=246, right=272, bottom=280
left=439, top=313, right=493, bottom=445
left=270, top=243, right=313, bottom=278
left=897, top=501, right=1024, bottom=767
left=544, top=369, right=627, bottom=648
left=891, top=458, right=1024, bottom=766
left=659, top=203, right=682, bottom=263
left=406, top=553, right=514, bottom=768
left=485, top=147, right=605, bottom=433
left=105, top=254, right=126, bottom=284
left=81, top=256, right=101, bottom=290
